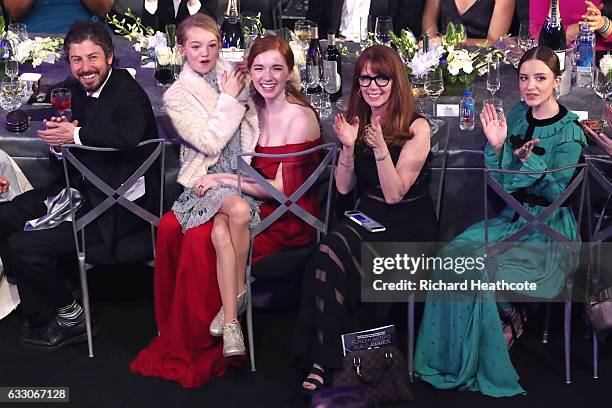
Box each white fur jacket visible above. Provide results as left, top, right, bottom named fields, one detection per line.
left=163, top=60, right=259, bottom=188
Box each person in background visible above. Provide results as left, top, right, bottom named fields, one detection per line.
left=142, top=0, right=217, bottom=32
left=530, top=0, right=612, bottom=54
left=422, top=0, right=516, bottom=46
left=307, top=0, right=425, bottom=40
left=4, top=0, right=114, bottom=34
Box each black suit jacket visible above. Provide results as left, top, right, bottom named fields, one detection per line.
left=307, top=0, right=424, bottom=38
left=141, top=0, right=218, bottom=31
left=57, top=69, right=160, bottom=261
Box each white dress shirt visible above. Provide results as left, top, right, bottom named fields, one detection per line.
left=339, top=0, right=371, bottom=41
left=144, top=0, right=201, bottom=17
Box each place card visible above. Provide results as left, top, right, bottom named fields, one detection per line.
left=436, top=104, right=460, bottom=117
left=572, top=110, right=589, bottom=121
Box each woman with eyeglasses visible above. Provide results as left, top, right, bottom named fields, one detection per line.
left=292, top=45, right=436, bottom=394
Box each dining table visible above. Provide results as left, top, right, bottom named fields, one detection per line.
left=1, top=36, right=608, bottom=239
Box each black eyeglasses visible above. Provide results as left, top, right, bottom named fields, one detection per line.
left=356, top=75, right=392, bottom=87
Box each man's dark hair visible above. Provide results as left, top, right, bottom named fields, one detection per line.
left=64, top=21, right=115, bottom=64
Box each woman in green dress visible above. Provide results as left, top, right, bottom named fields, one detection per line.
left=414, top=46, right=587, bottom=397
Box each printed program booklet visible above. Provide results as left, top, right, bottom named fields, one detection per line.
left=341, top=325, right=396, bottom=356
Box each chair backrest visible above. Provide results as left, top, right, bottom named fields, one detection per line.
left=236, top=142, right=338, bottom=241
left=483, top=163, right=588, bottom=259
left=61, top=138, right=165, bottom=258
left=428, top=117, right=451, bottom=224
left=586, top=156, right=612, bottom=244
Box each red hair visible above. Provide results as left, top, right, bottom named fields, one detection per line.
left=247, top=36, right=316, bottom=116
left=346, top=45, right=416, bottom=146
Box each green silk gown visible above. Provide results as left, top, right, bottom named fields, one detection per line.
left=414, top=102, right=587, bottom=397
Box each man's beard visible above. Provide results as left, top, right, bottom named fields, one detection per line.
left=79, top=68, right=110, bottom=92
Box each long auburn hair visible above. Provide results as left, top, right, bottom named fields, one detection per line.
left=247, top=36, right=317, bottom=117
left=346, top=45, right=416, bottom=146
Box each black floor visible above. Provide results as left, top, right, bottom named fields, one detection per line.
left=1, top=265, right=611, bottom=408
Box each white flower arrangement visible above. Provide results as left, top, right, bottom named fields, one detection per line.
left=447, top=48, right=474, bottom=76
left=155, top=46, right=173, bottom=66
left=410, top=45, right=443, bottom=77
left=600, top=53, right=612, bottom=78
left=10, top=35, right=63, bottom=68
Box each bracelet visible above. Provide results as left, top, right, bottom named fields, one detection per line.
left=597, top=16, right=610, bottom=34
left=375, top=153, right=388, bottom=162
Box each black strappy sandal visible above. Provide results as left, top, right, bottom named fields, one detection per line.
left=301, top=366, right=330, bottom=397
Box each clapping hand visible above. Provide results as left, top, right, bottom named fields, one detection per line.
left=514, top=138, right=540, bottom=163
left=0, top=175, right=10, bottom=194
left=333, top=114, right=360, bottom=149
left=480, top=103, right=507, bottom=154
left=583, top=125, right=612, bottom=157
left=37, top=116, right=78, bottom=147
left=582, top=1, right=606, bottom=31
left=364, top=116, right=386, bottom=151
left=220, top=69, right=246, bottom=99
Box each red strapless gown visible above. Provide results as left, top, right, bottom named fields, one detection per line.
left=130, top=140, right=320, bottom=388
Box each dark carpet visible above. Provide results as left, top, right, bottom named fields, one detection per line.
left=0, top=265, right=611, bottom=408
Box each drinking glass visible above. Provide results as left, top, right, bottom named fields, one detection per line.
left=593, top=68, right=612, bottom=100
left=19, top=79, right=35, bottom=104
left=484, top=98, right=504, bottom=121
left=323, top=61, right=340, bottom=94
left=487, top=58, right=500, bottom=98
left=294, top=20, right=313, bottom=53
left=518, top=21, right=537, bottom=51
left=360, top=15, right=374, bottom=49
left=0, top=79, right=22, bottom=113
left=375, top=16, right=393, bottom=46
left=425, top=68, right=444, bottom=116
left=5, top=60, right=18, bottom=81
left=411, top=77, right=427, bottom=114
left=50, top=88, right=72, bottom=116
left=310, top=91, right=332, bottom=119
left=8, top=23, right=28, bottom=42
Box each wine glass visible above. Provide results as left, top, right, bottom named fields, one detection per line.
left=411, top=77, right=427, bottom=114
left=593, top=68, right=612, bottom=100
left=425, top=68, right=444, bottom=116
left=518, top=21, right=537, bottom=51
left=5, top=60, right=19, bottom=81
left=8, top=23, right=28, bottom=42
left=487, top=58, right=500, bottom=99
left=0, top=79, right=23, bottom=113
left=294, top=20, right=313, bottom=54
left=375, top=16, right=393, bottom=46
left=50, top=88, right=72, bottom=116
left=360, top=15, right=374, bottom=50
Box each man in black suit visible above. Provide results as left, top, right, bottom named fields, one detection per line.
left=142, top=0, right=218, bottom=31
left=307, top=0, right=424, bottom=39
left=0, top=21, right=159, bottom=350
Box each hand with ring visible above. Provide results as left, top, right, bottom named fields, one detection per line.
left=193, top=174, right=220, bottom=198
left=514, top=138, right=540, bottom=163
left=364, top=116, right=385, bottom=150
left=582, top=0, right=605, bottom=31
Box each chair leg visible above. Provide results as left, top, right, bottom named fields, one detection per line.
left=593, top=329, right=599, bottom=379
left=542, top=303, right=552, bottom=344
left=246, top=267, right=256, bottom=372
left=407, top=293, right=415, bottom=382
left=564, top=301, right=572, bottom=384
left=78, top=253, right=94, bottom=358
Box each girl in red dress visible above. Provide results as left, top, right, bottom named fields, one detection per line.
left=130, top=19, right=322, bottom=387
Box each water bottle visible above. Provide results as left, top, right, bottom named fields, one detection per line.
left=576, top=20, right=595, bottom=88
left=460, top=89, right=475, bottom=131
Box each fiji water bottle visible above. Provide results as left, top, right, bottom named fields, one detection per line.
left=576, top=20, right=595, bottom=88
left=460, top=89, right=475, bottom=131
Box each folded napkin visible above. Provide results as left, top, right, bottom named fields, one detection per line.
left=24, top=187, right=83, bottom=231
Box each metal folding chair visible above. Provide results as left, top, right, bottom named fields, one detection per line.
left=237, top=142, right=337, bottom=371
left=484, top=163, right=588, bottom=384
left=407, top=117, right=451, bottom=381
left=585, top=156, right=612, bottom=379
left=61, top=139, right=165, bottom=357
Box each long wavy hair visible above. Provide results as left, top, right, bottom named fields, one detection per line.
left=247, top=36, right=317, bottom=117
left=345, top=45, right=416, bottom=147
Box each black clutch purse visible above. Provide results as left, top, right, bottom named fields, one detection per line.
left=332, top=346, right=414, bottom=405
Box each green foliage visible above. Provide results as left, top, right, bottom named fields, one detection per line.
left=106, top=8, right=155, bottom=40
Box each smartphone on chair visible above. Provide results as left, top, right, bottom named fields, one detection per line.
left=344, top=210, right=386, bottom=232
